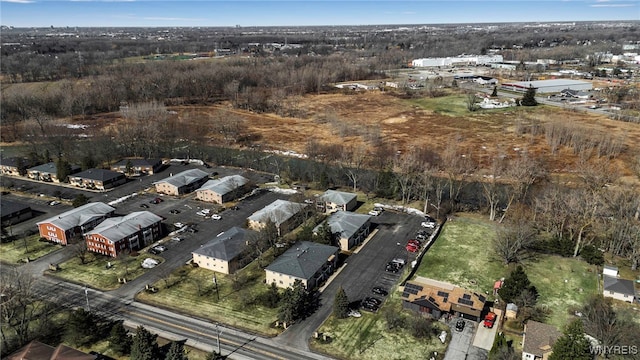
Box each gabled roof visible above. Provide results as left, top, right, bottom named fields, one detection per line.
left=197, top=175, right=249, bottom=196
left=523, top=321, right=561, bottom=357
left=193, top=226, right=257, bottom=261
left=70, top=168, right=124, bottom=182
left=402, top=277, right=485, bottom=315
left=319, top=190, right=357, bottom=205
left=85, top=211, right=163, bottom=243
left=1, top=200, right=31, bottom=217
left=153, top=169, right=209, bottom=188
left=28, top=162, right=81, bottom=174
left=604, top=275, right=636, bottom=297
left=248, top=199, right=306, bottom=226
left=265, top=241, right=338, bottom=280
left=5, top=340, right=96, bottom=360
left=315, top=211, right=370, bottom=240
left=37, top=202, right=115, bottom=231
left=112, top=158, right=161, bottom=167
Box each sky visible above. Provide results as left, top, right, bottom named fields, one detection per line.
left=1, top=0, right=639, bottom=28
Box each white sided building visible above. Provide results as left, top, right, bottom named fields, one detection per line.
left=501, top=79, right=592, bottom=94
left=412, top=55, right=503, bottom=68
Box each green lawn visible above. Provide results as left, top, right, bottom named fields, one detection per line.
left=312, top=293, right=448, bottom=360
left=414, top=213, right=600, bottom=330
left=49, top=252, right=163, bottom=291
left=0, top=235, right=63, bottom=264
left=407, top=95, right=470, bottom=117
left=136, top=260, right=281, bottom=336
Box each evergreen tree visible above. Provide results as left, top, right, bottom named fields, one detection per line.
left=278, top=280, right=312, bottom=324
left=521, top=85, right=538, bottom=106
left=313, top=223, right=334, bottom=245
left=333, top=287, right=349, bottom=319
left=56, top=158, right=73, bottom=182
left=81, top=151, right=96, bottom=171
left=165, top=341, right=188, bottom=360
left=580, top=245, right=604, bottom=266
left=296, top=223, right=314, bottom=243
left=488, top=332, right=517, bottom=360
left=125, top=159, right=134, bottom=176
left=108, top=320, right=132, bottom=356
left=65, top=308, right=98, bottom=347
left=498, top=266, right=538, bottom=304
left=130, top=326, right=159, bottom=360
left=72, top=194, right=89, bottom=208
left=491, top=86, right=498, bottom=97
left=549, top=320, right=592, bottom=360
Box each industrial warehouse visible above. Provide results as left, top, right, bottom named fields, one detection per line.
left=500, top=79, right=593, bottom=93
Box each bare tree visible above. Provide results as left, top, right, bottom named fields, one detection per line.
left=73, top=241, right=90, bottom=265
left=481, top=152, right=506, bottom=221
left=493, top=216, right=537, bottom=264
left=342, top=144, right=368, bottom=192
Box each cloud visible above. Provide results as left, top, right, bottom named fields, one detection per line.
left=1, top=0, right=35, bottom=3
left=590, top=3, right=635, bottom=6
left=142, top=16, right=205, bottom=21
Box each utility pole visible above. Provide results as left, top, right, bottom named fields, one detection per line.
left=213, top=274, right=219, bottom=301
left=84, top=285, right=90, bottom=312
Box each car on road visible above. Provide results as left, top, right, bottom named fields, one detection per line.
left=173, top=222, right=185, bottom=228
left=455, top=319, right=466, bottom=332
left=171, top=237, right=182, bottom=242
left=211, top=214, right=222, bottom=220
left=49, top=201, right=60, bottom=206
left=140, top=203, right=150, bottom=208
left=372, top=287, right=388, bottom=296
left=169, top=209, right=181, bottom=214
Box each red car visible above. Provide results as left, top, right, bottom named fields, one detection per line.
left=406, top=243, right=418, bottom=252
left=407, top=239, right=421, bottom=247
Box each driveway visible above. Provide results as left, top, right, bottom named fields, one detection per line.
left=444, top=319, right=488, bottom=360
left=473, top=309, right=501, bottom=351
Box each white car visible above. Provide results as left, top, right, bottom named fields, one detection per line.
left=421, top=221, right=436, bottom=229
left=171, top=237, right=182, bottom=242
left=173, top=222, right=185, bottom=228
left=201, top=208, right=211, bottom=214
left=368, top=209, right=382, bottom=216
left=211, top=214, right=222, bottom=220
left=152, top=245, right=167, bottom=252
left=49, top=201, right=60, bottom=206
left=196, top=211, right=207, bottom=216
left=348, top=310, right=362, bottom=318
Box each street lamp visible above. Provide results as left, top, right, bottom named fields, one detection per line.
left=84, top=285, right=90, bottom=312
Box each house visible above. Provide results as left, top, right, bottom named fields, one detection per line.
left=0, top=157, right=29, bottom=176
left=247, top=199, right=307, bottom=236
left=84, top=211, right=163, bottom=257
left=192, top=226, right=258, bottom=274
left=560, top=88, right=592, bottom=99
left=5, top=340, right=96, bottom=360
left=36, top=202, right=116, bottom=245
left=153, top=169, right=209, bottom=196
left=27, top=162, right=81, bottom=183
left=401, top=277, right=486, bottom=321
left=110, top=158, right=162, bottom=176
left=603, top=265, right=619, bottom=277
left=1, top=200, right=33, bottom=227
left=314, top=211, right=371, bottom=251
left=316, top=190, right=358, bottom=213
left=603, top=275, right=637, bottom=303
left=265, top=241, right=339, bottom=290
left=195, top=175, right=251, bottom=204
left=521, top=320, right=561, bottom=360
left=68, top=169, right=127, bottom=190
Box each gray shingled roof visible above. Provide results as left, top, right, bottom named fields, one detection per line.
left=523, top=321, right=561, bottom=357
left=112, top=158, right=161, bottom=167
left=71, top=168, right=124, bottom=181
left=314, top=211, right=370, bottom=239
left=28, top=162, right=79, bottom=174
left=193, top=226, right=257, bottom=261
left=36, top=202, right=115, bottom=231
left=319, top=190, right=357, bottom=205
left=85, top=211, right=163, bottom=243
left=604, top=275, right=636, bottom=297
left=0, top=200, right=31, bottom=218
left=153, top=169, right=209, bottom=188
left=248, top=199, right=306, bottom=226
left=265, top=241, right=338, bottom=280
left=197, top=175, right=249, bottom=196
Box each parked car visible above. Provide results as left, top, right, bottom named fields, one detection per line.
left=49, top=200, right=60, bottom=206
left=173, top=222, right=185, bottom=228
left=455, top=319, right=466, bottom=332
left=348, top=310, right=362, bottom=318
left=483, top=312, right=497, bottom=328
left=421, top=221, right=436, bottom=229
left=406, top=243, right=419, bottom=252
left=150, top=198, right=163, bottom=204
left=372, top=287, right=388, bottom=296
left=361, top=303, right=379, bottom=312
left=385, top=262, right=400, bottom=273
left=368, top=209, right=382, bottom=216
left=407, top=239, right=421, bottom=247
left=363, top=297, right=382, bottom=306
left=169, top=209, right=180, bottom=214
left=171, top=237, right=182, bottom=242
left=140, top=204, right=150, bottom=208
left=211, top=214, right=222, bottom=220
left=150, top=245, right=167, bottom=253
left=391, top=258, right=405, bottom=267
left=196, top=211, right=208, bottom=216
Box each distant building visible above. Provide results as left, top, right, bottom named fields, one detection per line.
left=501, top=79, right=592, bottom=94
left=84, top=211, right=163, bottom=257
left=69, top=169, right=126, bottom=190
left=192, top=227, right=258, bottom=274
left=195, top=175, right=251, bottom=204
left=111, top=158, right=162, bottom=176
left=265, top=241, right=339, bottom=290
left=412, top=55, right=503, bottom=67
left=153, top=169, right=209, bottom=196
left=1, top=200, right=33, bottom=227
left=37, top=202, right=115, bottom=245
left=0, top=157, right=29, bottom=176
left=316, top=190, right=358, bottom=213
left=247, top=199, right=307, bottom=236
left=27, top=162, right=81, bottom=183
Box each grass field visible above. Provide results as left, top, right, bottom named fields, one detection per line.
left=0, top=235, right=63, bottom=264
left=408, top=95, right=471, bottom=117
left=136, top=260, right=281, bottom=336
left=414, top=213, right=600, bottom=330
left=312, top=293, right=448, bottom=360
left=49, top=252, right=163, bottom=290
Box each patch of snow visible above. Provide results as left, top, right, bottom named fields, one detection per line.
left=108, top=192, right=139, bottom=206
left=264, top=149, right=308, bottom=159
left=268, top=187, right=299, bottom=195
